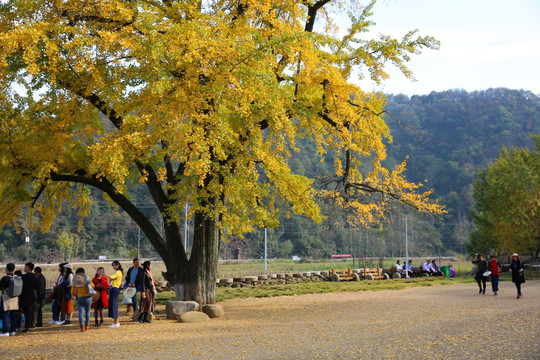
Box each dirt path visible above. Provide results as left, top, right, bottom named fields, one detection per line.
left=2, top=280, right=539, bottom=359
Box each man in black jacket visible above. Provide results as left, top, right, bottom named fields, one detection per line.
left=33, top=267, right=46, bottom=327
left=125, top=258, right=143, bottom=312
left=20, top=262, right=38, bottom=333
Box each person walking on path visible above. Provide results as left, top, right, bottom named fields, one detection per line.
left=105, top=261, right=123, bottom=328
left=138, top=261, right=156, bottom=324
left=72, top=268, right=95, bottom=332
left=125, top=258, right=143, bottom=313
left=60, top=264, right=74, bottom=326
left=472, top=253, right=488, bottom=294
left=0, top=263, right=20, bottom=336
left=489, top=255, right=501, bottom=296
left=34, top=267, right=46, bottom=327
left=20, top=262, right=38, bottom=333
left=91, top=267, right=109, bottom=327
left=48, top=263, right=67, bottom=325
left=509, top=253, right=525, bottom=299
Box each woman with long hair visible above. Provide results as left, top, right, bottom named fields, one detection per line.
left=60, top=265, right=74, bottom=326
left=91, top=267, right=109, bottom=326
left=105, top=261, right=123, bottom=328
left=138, top=261, right=156, bottom=324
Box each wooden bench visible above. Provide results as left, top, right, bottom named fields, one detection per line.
left=330, top=268, right=359, bottom=282
left=362, top=268, right=388, bottom=280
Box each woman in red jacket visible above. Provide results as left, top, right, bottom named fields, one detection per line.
left=91, top=267, right=109, bottom=326
left=489, top=255, right=501, bottom=295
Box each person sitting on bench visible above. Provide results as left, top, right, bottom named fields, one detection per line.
left=394, top=260, right=404, bottom=276
left=404, top=260, right=414, bottom=278
left=448, top=264, right=456, bottom=279
left=422, top=260, right=434, bottom=276
left=431, top=259, right=443, bottom=276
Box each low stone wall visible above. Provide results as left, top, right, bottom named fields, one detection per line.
left=217, top=271, right=334, bottom=287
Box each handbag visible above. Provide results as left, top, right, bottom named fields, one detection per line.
left=519, top=270, right=526, bottom=284
left=87, top=276, right=96, bottom=296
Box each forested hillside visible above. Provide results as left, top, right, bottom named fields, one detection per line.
left=1, top=88, right=539, bottom=262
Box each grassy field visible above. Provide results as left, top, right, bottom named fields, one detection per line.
left=158, top=272, right=523, bottom=304
left=30, top=257, right=475, bottom=288
left=217, top=258, right=474, bottom=278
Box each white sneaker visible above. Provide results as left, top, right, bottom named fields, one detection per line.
left=47, top=320, right=56, bottom=325
left=54, top=321, right=64, bottom=325
left=0, top=333, right=9, bottom=337
left=9, top=332, right=16, bottom=336
left=108, top=323, right=120, bottom=328
left=406, top=276, right=410, bottom=279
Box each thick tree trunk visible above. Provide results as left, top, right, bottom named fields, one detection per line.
left=162, top=211, right=220, bottom=306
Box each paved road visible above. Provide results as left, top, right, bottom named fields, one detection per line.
left=2, top=280, right=539, bottom=359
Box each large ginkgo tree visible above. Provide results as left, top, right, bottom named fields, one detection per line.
left=0, top=0, right=443, bottom=304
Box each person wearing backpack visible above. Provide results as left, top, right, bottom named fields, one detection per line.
left=0, top=263, right=21, bottom=336
left=20, top=262, right=38, bottom=333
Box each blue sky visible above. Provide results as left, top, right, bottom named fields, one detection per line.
left=355, top=0, right=540, bottom=96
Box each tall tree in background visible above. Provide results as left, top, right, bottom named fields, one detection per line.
left=0, top=0, right=443, bottom=304
left=469, top=136, right=540, bottom=258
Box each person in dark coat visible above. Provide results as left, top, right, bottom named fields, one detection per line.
left=20, top=263, right=38, bottom=333
left=472, top=254, right=488, bottom=294
left=509, top=253, right=525, bottom=299
left=138, top=261, right=156, bottom=324
left=33, top=267, right=46, bottom=327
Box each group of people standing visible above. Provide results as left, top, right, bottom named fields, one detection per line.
left=0, top=262, right=46, bottom=336
left=473, top=253, right=525, bottom=298
left=0, top=258, right=157, bottom=335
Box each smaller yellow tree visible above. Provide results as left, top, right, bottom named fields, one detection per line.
left=56, top=231, right=75, bottom=261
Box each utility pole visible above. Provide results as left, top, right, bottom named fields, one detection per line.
left=351, top=229, right=355, bottom=267
left=137, top=225, right=141, bottom=259
left=404, top=216, right=408, bottom=263
left=264, top=228, right=268, bottom=272
left=184, top=202, right=189, bottom=252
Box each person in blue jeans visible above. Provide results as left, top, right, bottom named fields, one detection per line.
left=0, top=263, right=19, bottom=336
left=124, top=258, right=143, bottom=312
left=71, top=268, right=94, bottom=332
left=49, top=263, right=67, bottom=325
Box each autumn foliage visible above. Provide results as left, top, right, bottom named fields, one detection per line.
left=0, top=0, right=443, bottom=303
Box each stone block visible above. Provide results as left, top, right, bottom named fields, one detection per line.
left=178, top=311, right=210, bottom=323
left=202, top=304, right=225, bottom=318
left=166, top=301, right=199, bottom=320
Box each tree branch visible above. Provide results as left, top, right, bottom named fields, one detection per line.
left=49, top=171, right=169, bottom=255
left=304, top=0, right=331, bottom=32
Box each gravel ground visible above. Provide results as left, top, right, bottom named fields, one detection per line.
left=2, top=280, right=539, bottom=360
